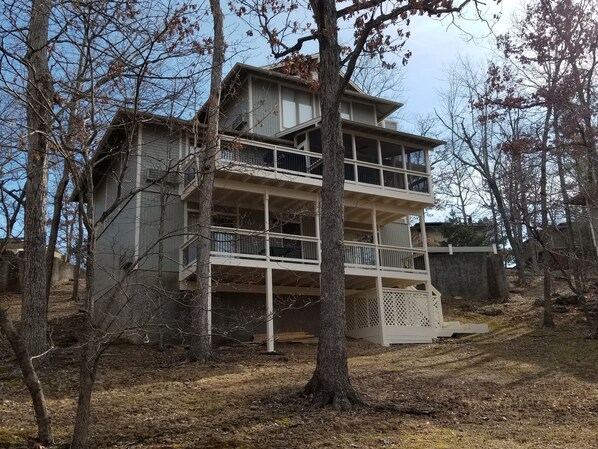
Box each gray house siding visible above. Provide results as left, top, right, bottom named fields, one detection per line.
left=379, top=221, right=411, bottom=247
left=352, top=102, right=376, bottom=125
left=136, top=125, right=184, bottom=273
left=221, top=81, right=249, bottom=131
left=379, top=220, right=412, bottom=269
left=94, top=148, right=138, bottom=300
left=137, top=190, right=182, bottom=272
left=251, top=77, right=280, bottom=137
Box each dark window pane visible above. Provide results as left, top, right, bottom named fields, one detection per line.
left=344, top=163, right=355, bottom=181
left=405, top=147, right=426, bottom=172
left=277, top=150, right=307, bottom=172
left=343, top=133, right=353, bottom=159
left=358, top=166, right=380, bottom=185
left=309, top=130, right=322, bottom=153
left=354, top=135, right=379, bottom=163
left=383, top=170, right=405, bottom=189
left=381, top=141, right=403, bottom=168
left=309, top=157, right=323, bottom=175
left=408, top=175, right=429, bottom=193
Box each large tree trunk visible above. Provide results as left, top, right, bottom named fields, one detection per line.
left=303, top=0, right=361, bottom=410
left=539, top=108, right=554, bottom=328
left=0, top=307, right=53, bottom=445
left=188, top=0, right=224, bottom=363
left=540, top=147, right=554, bottom=328
left=487, top=176, right=526, bottom=284
left=71, top=193, right=100, bottom=449
left=557, top=148, right=583, bottom=294
left=45, top=163, right=70, bottom=303
left=70, top=330, right=101, bottom=449
left=22, top=0, right=54, bottom=358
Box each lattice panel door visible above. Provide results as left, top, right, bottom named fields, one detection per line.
left=383, top=290, right=431, bottom=327
left=346, top=294, right=379, bottom=330
left=367, top=297, right=380, bottom=326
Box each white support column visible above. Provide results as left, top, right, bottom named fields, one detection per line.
left=315, top=199, right=321, bottom=265
left=376, top=276, right=387, bottom=346
left=419, top=213, right=438, bottom=336
left=266, top=267, right=275, bottom=352
left=371, top=205, right=380, bottom=269
left=264, top=191, right=270, bottom=260
left=419, top=213, right=431, bottom=273
left=372, top=204, right=387, bottom=345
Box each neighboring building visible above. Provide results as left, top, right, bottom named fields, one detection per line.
left=90, top=61, right=486, bottom=348
left=411, top=221, right=495, bottom=247
left=0, top=239, right=77, bottom=292
left=524, top=221, right=596, bottom=270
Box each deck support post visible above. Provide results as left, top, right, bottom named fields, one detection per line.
left=372, top=205, right=387, bottom=345
left=418, top=213, right=437, bottom=336
left=376, top=276, right=387, bottom=346
left=371, top=205, right=380, bottom=268
left=265, top=267, right=275, bottom=352
left=264, top=191, right=270, bottom=260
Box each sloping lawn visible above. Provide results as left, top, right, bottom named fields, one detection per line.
left=1, top=281, right=597, bottom=448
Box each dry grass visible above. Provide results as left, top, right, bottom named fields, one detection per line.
left=1, top=278, right=598, bottom=448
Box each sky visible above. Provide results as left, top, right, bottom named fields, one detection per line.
left=231, top=1, right=521, bottom=133
left=398, top=2, right=521, bottom=130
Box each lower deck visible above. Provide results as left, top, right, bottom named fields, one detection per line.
left=183, top=265, right=447, bottom=349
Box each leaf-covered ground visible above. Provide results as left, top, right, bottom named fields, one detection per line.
left=1, top=277, right=598, bottom=448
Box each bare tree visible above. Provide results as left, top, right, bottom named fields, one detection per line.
left=21, top=0, right=54, bottom=359
left=237, top=0, right=497, bottom=409
left=188, top=0, right=225, bottom=363
left=0, top=304, right=53, bottom=445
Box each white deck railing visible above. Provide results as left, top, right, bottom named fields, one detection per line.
left=181, top=136, right=432, bottom=197
left=181, top=227, right=427, bottom=274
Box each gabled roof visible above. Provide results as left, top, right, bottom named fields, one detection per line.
left=72, top=109, right=193, bottom=201
left=260, top=54, right=369, bottom=95
left=197, top=62, right=402, bottom=123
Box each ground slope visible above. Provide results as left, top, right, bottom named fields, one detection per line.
left=1, top=278, right=597, bottom=448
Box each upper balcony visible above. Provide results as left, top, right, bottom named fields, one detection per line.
left=181, top=119, right=441, bottom=206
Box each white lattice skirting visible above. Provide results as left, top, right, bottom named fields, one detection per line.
left=346, top=287, right=437, bottom=345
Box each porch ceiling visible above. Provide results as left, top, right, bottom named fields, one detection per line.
left=190, top=186, right=421, bottom=226
left=208, top=266, right=421, bottom=292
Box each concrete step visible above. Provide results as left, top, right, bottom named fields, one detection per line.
left=437, top=323, right=489, bottom=337
left=253, top=331, right=317, bottom=343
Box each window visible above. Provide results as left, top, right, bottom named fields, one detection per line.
left=282, top=87, right=313, bottom=128
left=270, top=217, right=302, bottom=259
left=351, top=102, right=376, bottom=124
left=212, top=207, right=237, bottom=253
left=354, top=136, right=379, bottom=164
left=381, top=141, right=403, bottom=168
left=340, top=101, right=351, bottom=120
left=308, top=130, right=322, bottom=153
left=188, top=212, right=199, bottom=235
left=343, top=134, right=354, bottom=159
left=405, top=147, right=426, bottom=173
left=344, top=230, right=375, bottom=266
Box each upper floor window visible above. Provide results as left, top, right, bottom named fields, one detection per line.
left=381, top=141, right=403, bottom=168
left=340, top=101, right=351, bottom=120
left=405, top=147, right=426, bottom=173
left=282, top=87, right=313, bottom=128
